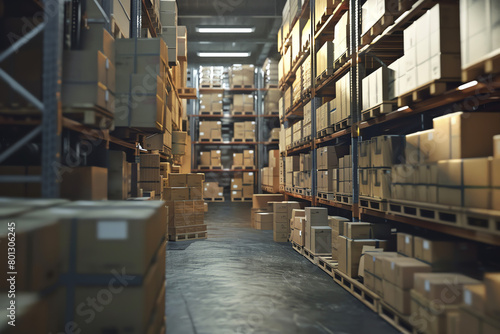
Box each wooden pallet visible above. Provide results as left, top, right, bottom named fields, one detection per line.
left=335, top=117, right=351, bottom=131
left=204, top=197, right=225, bottom=202
left=462, top=50, right=500, bottom=82
left=231, top=110, right=255, bottom=115
left=378, top=301, right=414, bottom=334
left=461, top=208, right=500, bottom=235
left=265, top=84, right=279, bottom=89
left=333, top=51, right=349, bottom=70
left=387, top=200, right=462, bottom=227
left=200, top=110, right=212, bottom=115
left=198, top=165, right=223, bottom=170
left=314, top=0, right=343, bottom=32
left=397, top=81, right=460, bottom=107
left=336, top=193, right=352, bottom=205
left=291, top=241, right=304, bottom=255
left=294, top=188, right=305, bottom=195
left=210, top=111, right=223, bottom=115
left=231, top=85, right=255, bottom=89
left=359, top=196, right=388, bottom=212
left=232, top=138, right=255, bottom=142
left=317, top=192, right=336, bottom=201
left=231, top=165, right=255, bottom=170
left=361, top=102, right=397, bottom=121
left=292, top=50, right=306, bottom=66
left=208, top=138, right=223, bottom=142
left=63, top=106, right=114, bottom=129
left=231, top=197, right=252, bottom=202
left=169, top=231, right=207, bottom=242
left=317, top=256, right=338, bottom=277
left=333, top=269, right=381, bottom=313
left=169, top=225, right=207, bottom=234
left=279, top=184, right=285, bottom=193
left=303, top=247, right=329, bottom=265
left=315, top=68, right=334, bottom=86
left=317, top=127, right=334, bottom=138
left=360, top=14, right=395, bottom=46
left=178, top=87, right=197, bottom=99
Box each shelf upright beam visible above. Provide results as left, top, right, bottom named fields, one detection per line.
left=256, top=68, right=264, bottom=193
left=191, top=68, right=199, bottom=172
left=130, top=0, right=142, bottom=38
left=41, top=0, right=64, bottom=198
left=310, top=0, right=317, bottom=205
left=349, top=0, right=361, bottom=220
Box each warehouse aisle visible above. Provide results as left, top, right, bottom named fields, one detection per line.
left=166, top=203, right=399, bottom=334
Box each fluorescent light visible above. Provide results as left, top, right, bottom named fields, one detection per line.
left=397, top=106, right=409, bottom=112
left=197, top=27, right=255, bottom=33
left=458, top=80, right=478, bottom=90
left=197, top=52, right=251, bottom=58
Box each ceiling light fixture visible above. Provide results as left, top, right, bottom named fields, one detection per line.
left=197, top=52, right=251, bottom=58
left=458, top=80, right=478, bottom=90
left=397, top=106, right=410, bottom=112
left=196, top=27, right=255, bottom=34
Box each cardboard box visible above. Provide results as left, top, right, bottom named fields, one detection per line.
left=338, top=236, right=388, bottom=278
left=169, top=174, right=187, bottom=187
left=345, top=222, right=391, bottom=239
left=310, top=226, right=332, bottom=254
left=255, top=212, right=273, bottom=230
left=252, top=194, right=284, bottom=209
left=233, top=153, right=243, bottom=165
left=243, top=172, right=254, bottom=184
left=382, top=257, right=431, bottom=289
left=397, top=232, right=414, bottom=257
left=463, top=284, right=486, bottom=314
left=164, top=187, right=189, bottom=201
left=383, top=279, right=412, bottom=314
left=61, top=167, right=108, bottom=200
left=364, top=251, right=399, bottom=279
left=485, top=273, right=500, bottom=318
left=414, top=236, right=477, bottom=266
left=414, top=273, right=481, bottom=304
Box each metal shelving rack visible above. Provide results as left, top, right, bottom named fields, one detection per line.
left=190, top=66, right=269, bottom=199
left=276, top=0, right=500, bottom=246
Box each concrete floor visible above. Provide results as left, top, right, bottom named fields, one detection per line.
left=166, top=202, right=399, bottom=334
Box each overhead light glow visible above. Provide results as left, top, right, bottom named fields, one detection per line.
left=196, top=27, right=255, bottom=34
left=458, top=80, right=478, bottom=90
left=397, top=106, right=410, bottom=112
left=197, top=52, right=251, bottom=58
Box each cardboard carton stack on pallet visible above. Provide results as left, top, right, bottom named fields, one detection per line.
left=263, top=58, right=279, bottom=88
left=199, top=121, right=222, bottom=141
left=233, top=121, right=256, bottom=142
left=302, top=207, right=331, bottom=255
left=199, top=66, right=224, bottom=88
left=261, top=150, right=280, bottom=192
left=328, top=216, right=349, bottom=260
left=232, top=94, right=254, bottom=114
left=164, top=173, right=207, bottom=241
left=203, top=182, right=224, bottom=201
left=230, top=176, right=253, bottom=201
left=290, top=209, right=306, bottom=246
left=0, top=198, right=168, bottom=333
left=199, top=92, right=223, bottom=115
left=251, top=194, right=284, bottom=229
left=272, top=201, right=301, bottom=242
left=140, top=153, right=163, bottom=200
left=317, top=146, right=342, bottom=196
left=229, top=65, right=255, bottom=88
left=264, top=89, right=281, bottom=115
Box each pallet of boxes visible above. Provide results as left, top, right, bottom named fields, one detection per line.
left=251, top=194, right=284, bottom=229
left=0, top=197, right=168, bottom=333
left=271, top=201, right=301, bottom=242
left=230, top=174, right=253, bottom=202
left=261, top=150, right=280, bottom=193
left=164, top=173, right=207, bottom=241
left=361, top=231, right=499, bottom=334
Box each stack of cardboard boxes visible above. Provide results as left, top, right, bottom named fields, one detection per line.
left=304, top=207, right=331, bottom=254
left=264, top=89, right=281, bottom=115
left=233, top=121, right=256, bottom=141
left=333, top=73, right=351, bottom=127
left=338, top=154, right=353, bottom=195
left=0, top=198, right=169, bottom=333
left=293, top=153, right=312, bottom=191
left=303, top=100, right=313, bottom=141
left=199, top=92, right=223, bottom=115
left=232, top=94, right=254, bottom=114
left=392, top=112, right=500, bottom=211
left=302, top=54, right=312, bottom=93
left=158, top=0, right=177, bottom=64
left=199, top=121, right=222, bottom=141
left=358, top=135, right=405, bottom=201
left=272, top=201, right=301, bottom=242
left=268, top=128, right=280, bottom=142
left=140, top=154, right=163, bottom=200
left=361, top=67, right=396, bottom=111
left=108, top=151, right=133, bottom=200
left=232, top=149, right=255, bottom=168
left=316, top=41, right=334, bottom=78
left=164, top=173, right=206, bottom=240
left=199, top=150, right=222, bottom=168
left=229, top=64, right=255, bottom=88
left=337, top=221, right=392, bottom=278
left=315, top=100, right=332, bottom=135
left=263, top=58, right=279, bottom=88
left=317, top=146, right=342, bottom=195
left=251, top=194, right=284, bottom=229
left=230, top=177, right=253, bottom=201
left=292, top=66, right=302, bottom=105
left=172, top=131, right=187, bottom=155
left=177, top=25, right=187, bottom=61
left=290, top=209, right=306, bottom=246
left=114, top=38, right=169, bottom=133
left=261, top=150, right=280, bottom=192
left=199, top=66, right=224, bottom=88
left=285, top=156, right=300, bottom=190
left=328, top=216, right=350, bottom=260
left=203, top=182, right=224, bottom=200
left=333, top=11, right=349, bottom=63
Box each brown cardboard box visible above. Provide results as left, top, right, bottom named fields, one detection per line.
left=397, top=232, right=414, bottom=257
left=164, top=187, right=189, bottom=200
left=231, top=190, right=242, bottom=198
left=273, top=202, right=289, bottom=213
left=0, top=217, right=60, bottom=292
left=187, top=173, right=204, bottom=187
left=252, top=194, right=284, bottom=208
left=243, top=185, right=253, bottom=197
left=169, top=174, right=187, bottom=187
left=310, top=226, right=332, bottom=254
left=338, top=236, right=388, bottom=278
left=61, top=167, right=108, bottom=200
left=382, top=257, right=431, bottom=289
left=273, top=231, right=289, bottom=242
left=243, top=172, right=254, bottom=184
left=383, top=280, right=411, bottom=314
left=189, top=187, right=203, bottom=200
left=255, top=212, right=273, bottom=230
left=432, top=112, right=500, bottom=160
left=463, top=284, right=486, bottom=313
left=231, top=178, right=243, bottom=190
left=414, top=236, right=477, bottom=266
left=485, top=273, right=500, bottom=318
left=414, top=273, right=481, bottom=303
left=494, top=135, right=500, bottom=159
left=364, top=251, right=399, bottom=278
left=233, top=153, right=244, bottom=165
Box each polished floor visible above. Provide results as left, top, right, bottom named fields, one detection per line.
left=166, top=202, right=399, bottom=334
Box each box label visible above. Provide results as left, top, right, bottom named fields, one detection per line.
left=97, top=221, right=128, bottom=240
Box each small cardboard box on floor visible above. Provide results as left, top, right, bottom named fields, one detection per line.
left=251, top=194, right=284, bottom=228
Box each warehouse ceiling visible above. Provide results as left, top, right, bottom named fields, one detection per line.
left=177, top=0, right=286, bottom=66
